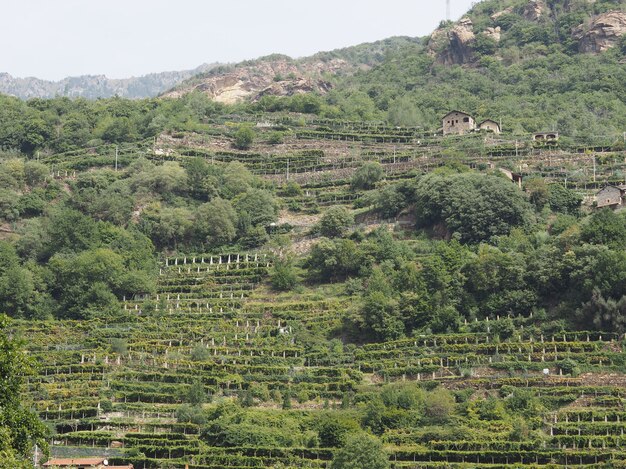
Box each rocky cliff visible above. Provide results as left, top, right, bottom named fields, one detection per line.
left=576, top=11, right=626, bottom=54
left=162, top=58, right=343, bottom=103
left=427, top=0, right=626, bottom=66
left=428, top=17, right=476, bottom=65
left=163, top=37, right=419, bottom=103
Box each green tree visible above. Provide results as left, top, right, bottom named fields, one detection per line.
left=23, top=161, right=49, bottom=187
left=548, top=184, right=582, bottom=215
left=317, top=415, right=359, bottom=447
left=187, top=380, right=208, bottom=406
left=194, top=198, right=238, bottom=247
left=0, top=315, right=48, bottom=464
left=270, top=258, right=299, bottom=291
left=351, top=162, right=384, bottom=190
left=331, top=434, right=389, bottom=469
left=305, top=238, right=362, bottom=281
left=581, top=209, right=626, bottom=248
left=144, top=206, right=192, bottom=250
left=185, top=157, right=216, bottom=200
left=524, top=177, right=549, bottom=210
left=415, top=172, right=534, bottom=243
left=234, top=189, right=278, bottom=227
left=578, top=288, right=626, bottom=334
left=319, top=206, right=354, bottom=238
left=233, top=125, right=255, bottom=150
left=423, top=388, right=456, bottom=424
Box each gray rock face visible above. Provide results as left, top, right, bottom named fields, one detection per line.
left=483, top=27, right=502, bottom=43
left=428, top=17, right=476, bottom=65
left=575, top=11, right=626, bottom=53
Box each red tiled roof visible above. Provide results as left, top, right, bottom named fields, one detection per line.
left=43, top=458, right=105, bottom=467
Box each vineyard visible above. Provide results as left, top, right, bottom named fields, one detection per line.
left=17, top=253, right=626, bottom=468
left=7, top=113, right=626, bottom=468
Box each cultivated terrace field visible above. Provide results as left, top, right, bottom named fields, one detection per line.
left=2, top=0, right=626, bottom=467
left=1, top=110, right=626, bottom=469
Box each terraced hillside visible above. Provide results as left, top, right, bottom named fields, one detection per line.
left=2, top=109, right=626, bottom=469
left=17, top=254, right=626, bottom=468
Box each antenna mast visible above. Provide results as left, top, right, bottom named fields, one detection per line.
left=446, top=0, right=451, bottom=21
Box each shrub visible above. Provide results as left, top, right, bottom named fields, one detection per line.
left=319, top=206, right=354, bottom=238
left=110, top=338, right=127, bottom=354
left=233, top=125, right=255, bottom=150
left=351, top=162, right=384, bottom=190
left=270, top=259, right=299, bottom=291
left=331, top=434, right=389, bottom=469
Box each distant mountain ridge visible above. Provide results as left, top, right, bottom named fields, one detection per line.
left=0, top=63, right=219, bottom=99
left=0, top=36, right=419, bottom=101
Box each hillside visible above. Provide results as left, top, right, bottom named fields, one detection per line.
left=3, top=105, right=626, bottom=467
left=326, top=0, right=626, bottom=137
left=162, top=37, right=421, bottom=103
left=4, top=1, right=626, bottom=468
left=0, top=37, right=419, bottom=101
left=0, top=64, right=218, bottom=99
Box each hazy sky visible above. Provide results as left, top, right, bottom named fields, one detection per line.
left=3, top=0, right=477, bottom=80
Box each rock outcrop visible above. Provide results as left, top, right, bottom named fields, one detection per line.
left=255, top=78, right=332, bottom=101
left=523, top=0, right=545, bottom=21
left=163, top=58, right=350, bottom=104
left=428, top=17, right=476, bottom=65
left=490, top=6, right=514, bottom=21
left=575, top=11, right=626, bottom=53
left=483, top=26, right=502, bottom=43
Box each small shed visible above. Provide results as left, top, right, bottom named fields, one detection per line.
left=533, top=132, right=559, bottom=142
left=478, top=119, right=501, bottom=134
left=596, top=185, right=626, bottom=209
left=442, top=111, right=475, bottom=135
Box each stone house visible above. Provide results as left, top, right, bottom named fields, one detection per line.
left=533, top=132, right=559, bottom=142
left=442, top=111, right=476, bottom=135
left=596, top=185, right=626, bottom=209
left=478, top=119, right=501, bottom=134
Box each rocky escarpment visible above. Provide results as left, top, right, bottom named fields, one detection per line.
left=575, top=11, right=626, bottom=54
left=428, top=0, right=626, bottom=65
left=163, top=57, right=353, bottom=104
left=428, top=17, right=476, bottom=65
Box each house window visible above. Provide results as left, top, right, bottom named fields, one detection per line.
left=463, top=117, right=469, bottom=122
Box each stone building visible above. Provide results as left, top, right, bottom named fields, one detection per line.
left=478, top=119, right=501, bottom=134
left=442, top=111, right=476, bottom=135
left=596, top=185, right=626, bottom=209
left=532, top=132, right=559, bottom=142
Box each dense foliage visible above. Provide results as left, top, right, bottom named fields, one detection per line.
left=0, top=315, right=48, bottom=466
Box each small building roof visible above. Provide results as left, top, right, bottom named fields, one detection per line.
left=43, top=458, right=105, bottom=467
left=597, top=185, right=624, bottom=193
left=478, top=119, right=500, bottom=127
left=442, top=110, right=473, bottom=120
